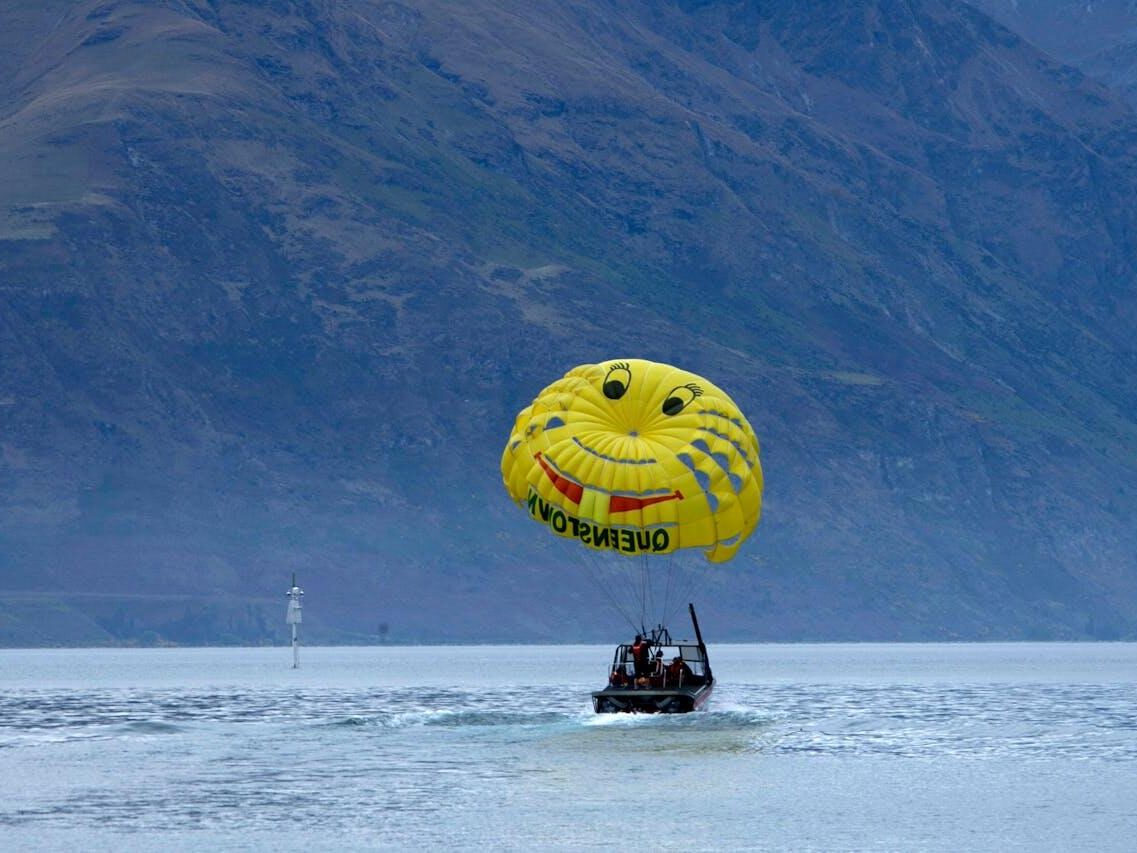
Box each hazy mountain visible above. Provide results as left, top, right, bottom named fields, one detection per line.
left=969, top=0, right=1137, bottom=108
left=3, top=0, right=1137, bottom=645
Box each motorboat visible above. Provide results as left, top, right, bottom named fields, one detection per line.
left=591, top=603, right=714, bottom=714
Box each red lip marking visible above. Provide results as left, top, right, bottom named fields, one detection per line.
left=609, top=491, right=683, bottom=512
left=535, top=452, right=584, bottom=504
left=535, top=453, right=683, bottom=512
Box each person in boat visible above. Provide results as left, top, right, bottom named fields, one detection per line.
left=666, top=655, right=693, bottom=686
left=609, top=667, right=629, bottom=688
left=651, top=649, right=665, bottom=687
left=630, top=634, right=652, bottom=677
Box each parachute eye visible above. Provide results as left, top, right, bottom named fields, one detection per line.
left=603, top=362, right=632, bottom=400
left=662, top=383, right=702, bottom=416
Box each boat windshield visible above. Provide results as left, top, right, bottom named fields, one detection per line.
left=606, top=642, right=709, bottom=687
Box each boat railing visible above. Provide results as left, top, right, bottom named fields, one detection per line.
left=604, top=643, right=709, bottom=689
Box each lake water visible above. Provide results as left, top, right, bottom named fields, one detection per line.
left=1, top=643, right=1135, bottom=851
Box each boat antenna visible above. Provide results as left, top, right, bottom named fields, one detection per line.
left=286, top=572, right=304, bottom=669
left=688, top=603, right=711, bottom=680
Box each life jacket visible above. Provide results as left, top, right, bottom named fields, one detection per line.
left=631, top=641, right=649, bottom=672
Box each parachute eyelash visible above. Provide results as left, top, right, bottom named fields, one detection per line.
left=603, top=362, right=633, bottom=400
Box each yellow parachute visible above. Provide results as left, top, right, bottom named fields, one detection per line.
left=501, top=359, right=763, bottom=563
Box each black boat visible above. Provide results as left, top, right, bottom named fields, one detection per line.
left=591, top=603, right=714, bottom=714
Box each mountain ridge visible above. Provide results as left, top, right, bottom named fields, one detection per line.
left=2, top=0, right=1137, bottom=644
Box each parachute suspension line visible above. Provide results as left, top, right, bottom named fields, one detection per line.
left=578, top=547, right=641, bottom=637
left=639, top=553, right=650, bottom=634
left=640, top=550, right=686, bottom=639
left=660, top=550, right=676, bottom=631
left=655, top=551, right=700, bottom=632
left=577, top=545, right=701, bottom=640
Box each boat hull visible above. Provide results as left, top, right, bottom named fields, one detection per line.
left=591, top=681, right=713, bottom=714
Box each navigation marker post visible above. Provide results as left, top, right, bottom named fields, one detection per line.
left=286, top=573, right=304, bottom=669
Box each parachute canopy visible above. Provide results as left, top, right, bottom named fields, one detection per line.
left=501, top=359, right=763, bottom=563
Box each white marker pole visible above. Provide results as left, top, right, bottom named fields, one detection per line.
left=286, top=573, right=304, bottom=669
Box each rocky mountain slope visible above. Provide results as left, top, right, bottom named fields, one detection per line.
left=969, top=0, right=1137, bottom=107
left=3, top=0, right=1137, bottom=644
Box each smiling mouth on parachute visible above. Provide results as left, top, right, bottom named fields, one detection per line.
left=534, top=452, right=683, bottom=512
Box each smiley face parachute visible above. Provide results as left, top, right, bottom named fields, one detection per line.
left=501, top=359, right=763, bottom=630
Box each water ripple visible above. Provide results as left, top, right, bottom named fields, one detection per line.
left=2, top=647, right=1136, bottom=849
left=2, top=680, right=1135, bottom=760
